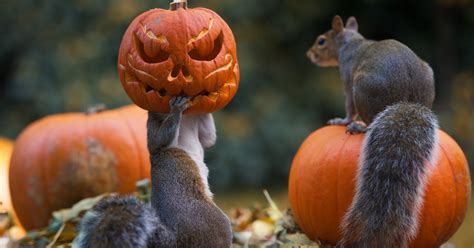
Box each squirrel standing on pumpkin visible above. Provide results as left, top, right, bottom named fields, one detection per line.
left=73, top=96, right=232, bottom=248
left=307, top=16, right=439, bottom=247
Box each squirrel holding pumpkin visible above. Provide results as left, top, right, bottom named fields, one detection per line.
left=73, top=96, right=232, bottom=248
left=307, top=16, right=438, bottom=247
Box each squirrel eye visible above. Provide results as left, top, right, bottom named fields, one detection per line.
left=318, top=38, right=326, bottom=46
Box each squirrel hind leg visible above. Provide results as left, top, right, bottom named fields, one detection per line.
left=352, top=75, right=398, bottom=124
left=74, top=196, right=164, bottom=248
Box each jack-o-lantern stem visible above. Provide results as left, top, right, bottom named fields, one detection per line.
left=170, top=0, right=187, bottom=10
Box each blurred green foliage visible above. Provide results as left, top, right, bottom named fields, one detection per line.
left=1, top=0, right=473, bottom=189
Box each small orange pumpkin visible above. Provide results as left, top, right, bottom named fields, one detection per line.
left=0, top=138, right=14, bottom=235
left=9, top=105, right=150, bottom=230
left=288, top=126, right=471, bottom=247
left=118, top=0, right=239, bottom=114
left=0, top=138, right=13, bottom=214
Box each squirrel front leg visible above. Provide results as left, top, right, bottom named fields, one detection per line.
left=328, top=81, right=356, bottom=126
left=337, top=87, right=367, bottom=134
left=147, top=96, right=191, bottom=152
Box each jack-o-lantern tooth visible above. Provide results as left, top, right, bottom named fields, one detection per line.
left=145, top=88, right=157, bottom=97
left=192, top=95, right=203, bottom=105
left=139, top=83, right=147, bottom=94
left=208, top=92, right=219, bottom=101
left=185, top=75, right=193, bottom=83
left=197, top=96, right=217, bottom=111
left=161, top=78, right=182, bottom=95
left=167, top=71, right=178, bottom=82
left=152, top=90, right=162, bottom=99
left=139, top=81, right=155, bottom=94
left=182, top=66, right=193, bottom=83
left=147, top=90, right=168, bottom=111
left=183, top=82, right=204, bottom=96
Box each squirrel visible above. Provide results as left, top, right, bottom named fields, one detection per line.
left=307, top=16, right=439, bottom=247
left=73, top=96, right=232, bottom=248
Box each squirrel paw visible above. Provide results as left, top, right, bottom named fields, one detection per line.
left=346, top=121, right=367, bottom=134
left=170, top=96, right=192, bottom=113
left=328, top=117, right=352, bottom=126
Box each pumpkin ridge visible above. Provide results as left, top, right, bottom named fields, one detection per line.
left=302, top=128, right=340, bottom=240
left=116, top=109, right=145, bottom=179
left=39, top=118, right=65, bottom=223
left=84, top=113, right=92, bottom=197
left=83, top=112, right=93, bottom=198
left=438, top=140, right=458, bottom=243
left=334, top=132, right=352, bottom=238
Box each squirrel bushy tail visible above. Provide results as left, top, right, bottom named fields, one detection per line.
left=340, top=102, right=439, bottom=248
left=73, top=196, right=174, bottom=248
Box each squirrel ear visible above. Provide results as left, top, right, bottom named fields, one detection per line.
left=332, top=15, right=344, bottom=33
left=346, top=16, right=358, bottom=31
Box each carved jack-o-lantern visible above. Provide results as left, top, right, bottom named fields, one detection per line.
left=118, top=0, right=240, bottom=114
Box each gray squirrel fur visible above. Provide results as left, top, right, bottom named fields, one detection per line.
left=73, top=196, right=167, bottom=247
left=307, top=16, right=439, bottom=247
left=74, top=96, right=232, bottom=248
left=341, top=103, right=438, bottom=247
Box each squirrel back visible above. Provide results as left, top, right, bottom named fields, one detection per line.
left=349, top=39, right=435, bottom=124
left=340, top=102, right=438, bottom=247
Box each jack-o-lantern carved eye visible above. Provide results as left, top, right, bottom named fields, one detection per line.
left=189, top=32, right=224, bottom=61
left=133, top=33, right=169, bottom=63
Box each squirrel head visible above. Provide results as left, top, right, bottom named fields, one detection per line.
left=307, top=15, right=359, bottom=67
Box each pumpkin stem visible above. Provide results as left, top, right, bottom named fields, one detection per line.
left=86, top=104, right=107, bottom=115
left=170, top=0, right=187, bottom=10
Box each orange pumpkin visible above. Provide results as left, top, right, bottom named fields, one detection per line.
left=118, top=0, right=239, bottom=114
left=0, top=138, right=13, bottom=214
left=9, top=105, right=150, bottom=230
left=288, top=126, right=471, bottom=247
left=0, top=138, right=14, bottom=235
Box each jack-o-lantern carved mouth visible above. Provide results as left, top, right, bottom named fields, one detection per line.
left=122, top=51, right=236, bottom=104
left=120, top=54, right=237, bottom=106
left=136, top=79, right=231, bottom=105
